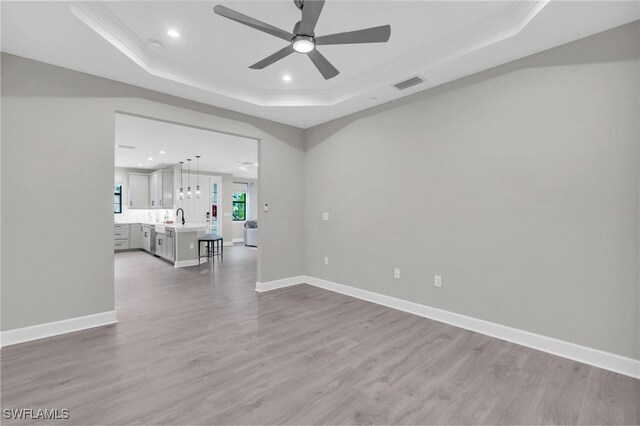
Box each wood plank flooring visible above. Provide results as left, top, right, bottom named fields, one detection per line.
left=1, top=246, right=638, bottom=425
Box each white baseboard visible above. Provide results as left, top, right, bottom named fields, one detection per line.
left=224, top=242, right=233, bottom=247
left=255, top=275, right=306, bottom=292
left=174, top=258, right=208, bottom=267
left=257, top=275, right=640, bottom=379
left=232, top=238, right=244, bottom=243
left=0, top=311, right=118, bottom=348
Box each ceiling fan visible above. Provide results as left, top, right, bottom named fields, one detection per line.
left=213, top=0, right=391, bottom=80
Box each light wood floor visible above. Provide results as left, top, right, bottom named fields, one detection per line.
left=1, top=246, right=638, bottom=425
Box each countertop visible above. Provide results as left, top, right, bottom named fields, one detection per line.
left=115, top=222, right=208, bottom=233
left=158, top=224, right=209, bottom=233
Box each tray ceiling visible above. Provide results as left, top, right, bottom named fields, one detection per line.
left=2, top=1, right=638, bottom=128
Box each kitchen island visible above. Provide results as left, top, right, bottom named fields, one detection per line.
left=156, top=224, right=209, bottom=267
left=114, top=222, right=209, bottom=267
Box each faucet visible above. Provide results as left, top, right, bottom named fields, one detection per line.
left=176, top=208, right=185, bottom=226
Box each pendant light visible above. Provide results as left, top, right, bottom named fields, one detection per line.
left=186, top=158, right=192, bottom=199
left=178, top=161, right=184, bottom=201
left=195, top=155, right=201, bottom=198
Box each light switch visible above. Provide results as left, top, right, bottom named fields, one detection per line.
left=322, top=212, right=330, bottom=221
left=434, top=275, right=442, bottom=287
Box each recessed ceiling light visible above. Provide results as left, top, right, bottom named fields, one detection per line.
left=148, top=157, right=153, bottom=161
left=137, top=163, right=143, bottom=166
left=282, top=74, right=292, bottom=82
left=160, top=150, right=166, bottom=154
left=146, top=39, right=164, bottom=49
left=167, top=29, right=180, bottom=38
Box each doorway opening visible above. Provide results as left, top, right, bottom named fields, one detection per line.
left=112, top=112, right=259, bottom=306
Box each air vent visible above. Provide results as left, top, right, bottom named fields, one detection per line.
left=117, top=144, right=136, bottom=150
left=393, top=76, right=424, bottom=91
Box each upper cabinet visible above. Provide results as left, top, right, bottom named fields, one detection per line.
left=149, top=170, right=173, bottom=209
left=149, top=172, right=160, bottom=208
left=128, top=174, right=150, bottom=209
left=127, top=169, right=173, bottom=210
left=162, top=170, right=174, bottom=209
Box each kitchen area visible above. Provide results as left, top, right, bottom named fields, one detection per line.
left=114, top=164, right=216, bottom=267
left=114, top=222, right=211, bottom=267
left=113, top=112, right=258, bottom=268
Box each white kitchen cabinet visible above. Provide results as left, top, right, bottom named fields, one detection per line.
left=142, top=225, right=152, bottom=252
left=128, top=174, right=149, bottom=209
left=155, top=233, right=165, bottom=258
left=163, top=229, right=174, bottom=261
left=149, top=172, right=160, bottom=208
left=130, top=224, right=143, bottom=249
left=114, top=224, right=130, bottom=251
left=149, top=170, right=174, bottom=209
left=162, top=170, right=174, bottom=209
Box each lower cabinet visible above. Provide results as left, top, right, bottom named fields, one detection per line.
left=130, top=224, right=143, bottom=249
left=156, top=234, right=165, bottom=258
left=114, top=239, right=129, bottom=251
left=115, top=223, right=145, bottom=251
left=114, top=224, right=130, bottom=251
left=164, top=230, right=175, bottom=262
left=142, top=225, right=151, bottom=252
left=115, top=223, right=174, bottom=263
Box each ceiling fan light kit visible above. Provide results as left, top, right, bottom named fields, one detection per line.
left=213, top=0, right=391, bottom=80
left=292, top=35, right=316, bottom=53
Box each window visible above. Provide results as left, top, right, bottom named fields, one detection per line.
left=232, top=192, right=246, bottom=221
left=114, top=185, right=122, bottom=214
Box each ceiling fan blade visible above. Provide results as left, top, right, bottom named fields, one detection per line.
left=214, top=5, right=293, bottom=42
left=299, top=0, right=324, bottom=36
left=249, top=45, right=295, bottom=69
left=315, top=24, right=391, bottom=45
left=307, top=49, right=339, bottom=80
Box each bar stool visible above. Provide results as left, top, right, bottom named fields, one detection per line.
left=198, top=233, right=223, bottom=263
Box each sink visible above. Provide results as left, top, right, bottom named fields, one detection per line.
left=170, top=223, right=209, bottom=232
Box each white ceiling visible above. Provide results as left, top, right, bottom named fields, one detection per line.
left=2, top=1, right=638, bottom=128
left=115, top=113, right=258, bottom=179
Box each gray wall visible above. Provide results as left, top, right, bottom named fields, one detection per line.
left=1, top=53, right=305, bottom=331
left=304, top=22, right=640, bottom=359
left=2, top=22, right=638, bottom=360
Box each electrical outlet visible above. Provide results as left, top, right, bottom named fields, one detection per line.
left=189, top=243, right=194, bottom=249
left=324, top=256, right=329, bottom=266
left=434, top=275, right=442, bottom=287
left=322, top=212, right=330, bottom=221
left=394, top=268, right=400, bottom=279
